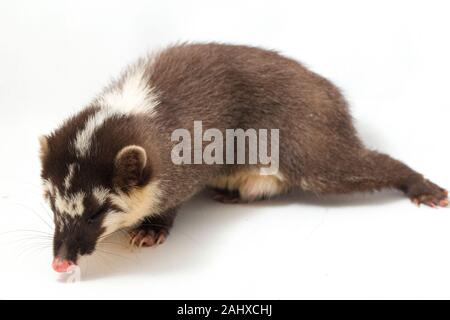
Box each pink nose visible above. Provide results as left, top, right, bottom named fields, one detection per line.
left=52, top=258, right=75, bottom=273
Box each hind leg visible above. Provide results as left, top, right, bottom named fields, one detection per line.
left=302, top=149, right=448, bottom=207
left=209, top=169, right=288, bottom=203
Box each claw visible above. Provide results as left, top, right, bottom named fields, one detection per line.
left=130, top=230, right=143, bottom=247
left=129, top=228, right=167, bottom=248
left=139, top=237, right=154, bottom=247
left=156, top=233, right=167, bottom=245
left=130, top=234, right=137, bottom=246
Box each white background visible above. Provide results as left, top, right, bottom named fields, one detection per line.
left=0, top=0, right=449, bottom=299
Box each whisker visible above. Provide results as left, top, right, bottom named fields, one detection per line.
left=39, top=202, right=55, bottom=222
left=95, top=248, right=132, bottom=260
left=12, top=236, right=52, bottom=245
left=16, top=243, right=50, bottom=259
left=94, top=252, right=115, bottom=273
left=11, top=238, right=52, bottom=246
left=98, top=228, right=130, bottom=240
left=9, top=202, right=54, bottom=230
left=97, top=241, right=128, bottom=248
left=0, top=229, right=53, bottom=237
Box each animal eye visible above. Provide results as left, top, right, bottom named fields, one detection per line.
left=88, top=206, right=107, bottom=223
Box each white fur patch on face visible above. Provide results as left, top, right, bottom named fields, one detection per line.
left=73, top=56, right=160, bottom=157
left=92, top=186, right=110, bottom=205
left=54, top=190, right=86, bottom=217
left=73, top=107, right=113, bottom=157
left=100, top=180, right=161, bottom=237
left=63, top=163, right=77, bottom=191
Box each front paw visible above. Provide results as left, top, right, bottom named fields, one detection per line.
left=129, top=225, right=169, bottom=248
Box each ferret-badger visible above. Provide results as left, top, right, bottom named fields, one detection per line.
left=39, top=43, right=448, bottom=272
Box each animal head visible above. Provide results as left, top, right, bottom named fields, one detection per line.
left=40, top=108, right=160, bottom=272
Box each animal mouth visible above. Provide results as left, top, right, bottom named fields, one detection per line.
left=52, top=257, right=76, bottom=273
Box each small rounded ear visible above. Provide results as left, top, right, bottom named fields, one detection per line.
left=39, top=135, right=49, bottom=160
left=113, top=145, right=148, bottom=189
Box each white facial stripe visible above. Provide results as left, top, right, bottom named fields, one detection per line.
left=54, top=190, right=85, bottom=217
left=92, top=186, right=110, bottom=205
left=44, top=180, right=113, bottom=218
left=74, top=107, right=115, bottom=157
left=73, top=57, right=160, bottom=158
left=63, top=163, right=77, bottom=191
left=100, top=180, right=161, bottom=237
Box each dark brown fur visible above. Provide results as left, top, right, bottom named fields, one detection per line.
left=144, top=43, right=447, bottom=207
left=41, top=43, right=448, bottom=262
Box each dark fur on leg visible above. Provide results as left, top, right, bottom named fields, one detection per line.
left=306, top=149, right=448, bottom=207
